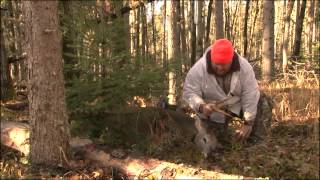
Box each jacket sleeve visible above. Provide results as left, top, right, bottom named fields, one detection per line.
left=182, top=65, right=205, bottom=112
left=240, top=65, right=260, bottom=122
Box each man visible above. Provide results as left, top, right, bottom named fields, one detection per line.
left=183, top=39, right=272, bottom=155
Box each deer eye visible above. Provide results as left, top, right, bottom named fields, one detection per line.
left=202, top=138, right=207, bottom=143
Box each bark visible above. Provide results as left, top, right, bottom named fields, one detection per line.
left=205, top=0, right=214, bottom=47
left=282, top=0, right=294, bottom=75
left=262, top=0, right=275, bottom=82
left=215, top=0, right=224, bottom=39
left=292, top=0, right=307, bottom=57
left=22, top=1, right=70, bottom=166
left=243, top=0, right=250, bottom=57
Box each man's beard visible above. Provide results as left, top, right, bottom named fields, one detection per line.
left=212, top=68, right=229, bottom=77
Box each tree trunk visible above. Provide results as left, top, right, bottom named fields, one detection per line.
left=224, top=1, right=231, bottom=41
left=180, top=0, right=187, bottom=70
left=130, top=4, right=135, bottom=59
left=190, top=0, right=197, bottom=65
left=312, top=0, right=319, bottom=62
left=162, top=0, right=167, bottom=67
left=292, top=0, right=307, bottom=57
left=135, top=6, right=140, bottom=60
left=151, top=1, right=157, bottom=62
left=262, top=0, right=275, bottom=82
left=10, top=0, right=24, bottom=82
left=215, top=0, right=224, bottom=39
left=243, top=0, right=250, bottom=57
left=306, top=0, right=315, bottom=61
left=205, top=0, right=214, bottom=47
left=141, top=4, right=147, bottom=62
left=167, top=0, right=180, bottom=105
left=248, top=0, right=260, bottom=60
left=1, top=11, right=14, bottom=101
left=196, top=1, right=204, bottom=59
left=123, top=0, right=131, bottom=60
left=282, top=0, right=294, bottom=75
left=230, top=1, right=239, bottom=43
left=22, top=1, right=70, bottom=166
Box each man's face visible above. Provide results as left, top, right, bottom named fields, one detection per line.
left=211, top=61, right=232, bottom=76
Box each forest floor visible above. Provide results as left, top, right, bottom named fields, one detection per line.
left=1, top=75, right=319, bottom=179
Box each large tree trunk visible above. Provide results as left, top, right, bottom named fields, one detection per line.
left=262, top=0, right=275, bottom=82
left=282, top=0, right=295, bottom=75
left=215, top=0, right=224, bottom=39
left=292, top=0, right=307, bottom=57
left=243, top=0, right=250, bottom=57
left=22, top=1, right=70, bottom=166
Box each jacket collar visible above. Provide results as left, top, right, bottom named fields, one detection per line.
left=206, top=50, right=240, bottom=75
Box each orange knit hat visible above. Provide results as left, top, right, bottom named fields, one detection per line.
left=211, top=39, right=234, bottom=64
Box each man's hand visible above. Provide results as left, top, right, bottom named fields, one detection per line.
left=235, top=124, right=253, bottom=141
left=199, top=103, right=215, bottom=117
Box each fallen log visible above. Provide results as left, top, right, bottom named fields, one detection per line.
left=1, top=121, right=260, bottom=179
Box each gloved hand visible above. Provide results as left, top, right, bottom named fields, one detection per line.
left=235, top=124, right=253, bottom=141
left=199, top=103, right=215, bottom=117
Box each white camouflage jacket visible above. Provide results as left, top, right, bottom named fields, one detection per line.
left=182, top=47, right=260, bottom=122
